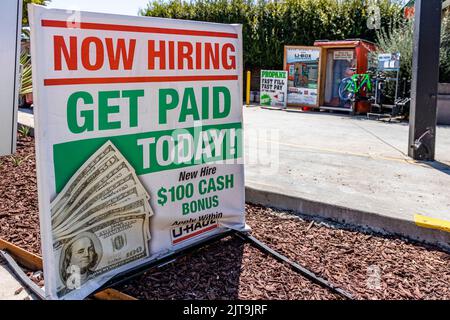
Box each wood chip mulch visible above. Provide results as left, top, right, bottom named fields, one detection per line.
left=118, top=236, right=340, bottom=300
left=244, top=205, right=450, bottom=300
left=0, top=135, right=40, bottom=255
left=1, top=135, right=449, bottom=300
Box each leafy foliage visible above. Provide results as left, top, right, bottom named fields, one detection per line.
left=140, top=0, right=403, bottom=70
left=18, top=125, right=31, bottom=137
left=9, top=154, right=32, bottom=167
left=20, top=51, right=33, bottom=95
left=23, top=0, right=50, bottom=26
left=376, top=18, right=413, bottom=89
left=439, top=16, right=450, bottom=82
left=376, top=16, right=450, bottom=83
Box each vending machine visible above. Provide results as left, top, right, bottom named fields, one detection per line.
left=284, top=46, right=322, bottom=108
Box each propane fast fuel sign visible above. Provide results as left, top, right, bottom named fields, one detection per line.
left=260, top=70, right=288, bottom=108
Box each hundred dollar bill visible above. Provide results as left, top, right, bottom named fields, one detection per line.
left=53, top=213, right=150, bottom=298
left=54, top=197, right=151, bottom=239
left=58, top=161, right=150, bottom=222
left=51, top=142, right=149, bottom=225
left=50, top=142, right=117, bottom=216
left=51, top=152, right=122, bottom=226
left=55, top=161, right=131, bottom=218
left=54, top=162, right=136, bottom=228
left=53, top=185, right=144, bottom=235
left=53, top=171, right=147, bottom=234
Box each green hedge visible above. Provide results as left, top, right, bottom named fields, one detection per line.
left=140, top=0, right=404, bottom=70
left=23, top=0, right=49, bottom=25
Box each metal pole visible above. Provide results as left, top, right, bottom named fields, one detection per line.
left=408, top=0, right=442, bottom=161
left=246, top=71, right=251, bottom=106
left=394, top=69, right=399, bottom=101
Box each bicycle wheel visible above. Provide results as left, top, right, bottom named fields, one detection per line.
left=339, top=77, right=356, bottom=102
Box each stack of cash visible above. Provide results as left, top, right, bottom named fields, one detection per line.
left=50, top=141, right=153, bottom=296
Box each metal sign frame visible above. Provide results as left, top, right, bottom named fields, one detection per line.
left=0, top=0, right=23, bottom=156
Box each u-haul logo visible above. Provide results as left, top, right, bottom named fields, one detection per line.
left=171, top=218, right=219, bottom=245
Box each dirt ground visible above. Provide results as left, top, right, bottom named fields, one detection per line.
left=1, top=134, right=449, bottom=300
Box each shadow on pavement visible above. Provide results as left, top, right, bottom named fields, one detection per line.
left=422, top=161, right=450, bottom=176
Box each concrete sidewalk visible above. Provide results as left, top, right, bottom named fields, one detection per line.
left=17, top=108, right=35, bottom=136
left=244, top=107, right=450, bottom=250
left=0, top=257, right=36, bottom=300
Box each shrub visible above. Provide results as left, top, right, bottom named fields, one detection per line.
left=140, top=0, right=403, bottom=70
left=376, top=16, right=450, bottom=84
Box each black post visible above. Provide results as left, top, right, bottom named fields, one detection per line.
left=408, top=0, right=442, bottom=161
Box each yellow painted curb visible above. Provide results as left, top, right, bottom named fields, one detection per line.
left=414, top=214, right=450, bottom=233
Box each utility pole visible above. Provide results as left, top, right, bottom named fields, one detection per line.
left=408, top=0, right=442, bottom=161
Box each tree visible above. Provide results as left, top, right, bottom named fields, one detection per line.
left=23, top=0, right=50, bottom=26
left=376, top=16, right=450, bottom=83
left=140, top=0, right=404, bottom=70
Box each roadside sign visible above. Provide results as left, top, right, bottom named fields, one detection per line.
left=0, top=0, right=22, bottom=156
left=29, top=5, right=246, bottom=300
left=260, top=70, right=288, bottom=108
left=378, top=53, right=401, bottom=71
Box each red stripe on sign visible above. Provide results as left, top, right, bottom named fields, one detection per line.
left=172, top=224, right=219, bottom=245
left=43, top=75, right=238, bottom=86
left=41, top=20, right=239, bottom=39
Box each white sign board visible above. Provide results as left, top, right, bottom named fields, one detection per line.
left=286, top=48, right=320, bottom=64
left=0, top=0, right=22, bottom=156
left=333, top=50, right=354, bottom=61
left=378, top=53, right=401, bottom=71
left=29, top=5, right=246, bottom=300
left=260, top=70, right=287, bottom=108
left=285, top=47, right=321, bottom=106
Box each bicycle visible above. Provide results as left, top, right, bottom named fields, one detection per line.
left=338, top=71, right=374, bottom=102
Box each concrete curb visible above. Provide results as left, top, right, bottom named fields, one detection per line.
left=17, top=110, right=35, bottom=137
left=245, top=186, right=450, bottom=253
